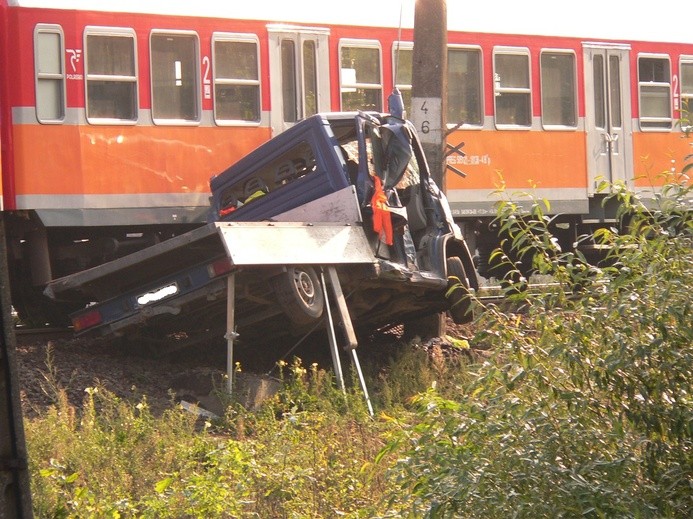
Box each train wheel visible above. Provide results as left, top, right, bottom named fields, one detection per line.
left=446, top=256, right=473, bottom=324
left=271, top=266, right=325, bottom=325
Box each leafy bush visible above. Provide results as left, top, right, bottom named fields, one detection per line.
left=25, top=358, right=395, bottom=518
left=380, top=177, right=692, bottom=518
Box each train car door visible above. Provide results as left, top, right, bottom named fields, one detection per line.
left=268, top=26, right=331, bottom=135
left=583, top=43, right=633, bottom=194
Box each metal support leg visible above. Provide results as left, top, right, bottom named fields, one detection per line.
left=225, top=273, right=237, bottom=394
left=320, top=270, right=346, bottom=392
left=349, top=348, right=374, bottom=417
left=324, top=267, right=358, bottom=350
left=323, top=266, right=374, bottom=417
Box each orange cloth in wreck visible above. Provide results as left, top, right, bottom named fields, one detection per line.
left=370, top=175, right=393, bottom=246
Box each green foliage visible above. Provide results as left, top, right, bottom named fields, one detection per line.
left=380, top=177, right=693, bottom=517
left=26, top=358, right=394, bottom=518
left=372, top=341, right=473, bottom=411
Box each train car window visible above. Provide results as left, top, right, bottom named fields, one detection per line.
left=84, top=28, right=138, bottom=124
left=679, top=56, right=693, bottom=130
left=277, top=38, right=321, bottom=122
left=281, top=40, right=298, bottom=122
left=303, top=40, right=318, bottom=117
left=212, top=33, right=260, bottom=125
left=34, top=24, right=66, bottom=123
left=392, top=43, right=484, bottom=128
left=150, top=31, right=200, bottom=124
left=638, top=54, right=672, bottom=131
left=339, top=39, right=383, bottom=112
left=609, top=55, right=623, bottom=129
left=449, top=46, right=483, bottom=127
left=540, top=50, right=577, bottom=129
left=592, top=54, right=606, bottom=130
left=493, top=47, right=532, bottom=128
left=392, top=41, right=414, bottom=115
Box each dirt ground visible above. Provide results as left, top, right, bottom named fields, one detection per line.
left=15, top=332, right=191, bottom=418
left=14, top=318, right=474, bottom=419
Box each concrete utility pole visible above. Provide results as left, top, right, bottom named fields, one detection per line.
left=411, top=0, right=448, bottom=189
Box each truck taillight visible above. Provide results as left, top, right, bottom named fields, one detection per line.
left=72, top=310, right=102, bottom=332
left=208, top=258, right=232, bottom=278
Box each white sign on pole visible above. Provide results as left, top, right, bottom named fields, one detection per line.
left=410, top=96, right=442, bottom=144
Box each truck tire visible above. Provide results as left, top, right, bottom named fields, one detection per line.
left=271, top=266, right=325, bottom=325
left=446, top=256, right=473, bottom=324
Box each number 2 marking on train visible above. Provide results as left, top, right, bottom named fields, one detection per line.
left=202, top=56, right=211, bottom=99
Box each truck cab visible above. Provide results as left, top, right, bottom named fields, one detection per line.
left=207, top=109, right=478, bottom=331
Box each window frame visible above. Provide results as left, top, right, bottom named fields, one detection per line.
left=539, top=48, right=578, bottom=130
left=448, top=44, right=484, bottom=129
left=149, top=29, right=201, bottom=126
left=211, top=32, right=261, bottom=126
left=493, top=46, right=532, bottom=130
left=637, top=53, right=672, bottom=132
left=392, top=41, right=413, bottom=91
left=679, top=54, right=693, bottom=131
left=34, top=24, right=67, bottom=124
left=83, top=26, right=138, bottom=125
left=338, top=38, right=383, bottom=112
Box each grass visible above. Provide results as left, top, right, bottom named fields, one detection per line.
left=24, top=340, right=470, bottom=518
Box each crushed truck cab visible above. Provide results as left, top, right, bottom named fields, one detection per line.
left=45, top=108, right=478, bottom=350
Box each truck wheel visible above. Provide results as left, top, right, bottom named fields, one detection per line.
left=446, top=256, right=473, bottom=324
left=271, top=266, right=324, bottom=325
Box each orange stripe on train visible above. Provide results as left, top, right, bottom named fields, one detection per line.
left=11, top=125, right=271, bottom=195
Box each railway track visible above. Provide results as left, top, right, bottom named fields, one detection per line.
left=13, top=325, right=74, bottom=338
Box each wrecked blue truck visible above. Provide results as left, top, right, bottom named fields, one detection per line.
left=45, top=107, right=479, bottom=352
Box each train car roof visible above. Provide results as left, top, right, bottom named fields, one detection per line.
left=3, top=0, right=692, bottom=45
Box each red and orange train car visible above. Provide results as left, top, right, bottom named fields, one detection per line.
left=1, top=0, right=691, bottom=322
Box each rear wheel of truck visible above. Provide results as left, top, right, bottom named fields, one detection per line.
left=446, top=256, right=473, bottom=324
left=271, top=266, right=325, bottom=325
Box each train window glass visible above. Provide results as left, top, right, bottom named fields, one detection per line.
left=212, top=34, right=260, bottom=124
left=448, top=46, right=483, bottom=127
left=679, top=56, right=693, bottom=128
left=493, top=48, right=531, bottom=128
left=339, top=40, right=382, bottom=112
left=392, top=41, right=414, bottom=115
left=638, top=55, right=672, bottom=130
left=34, top=25, right=66, bottom=123
left=540, top=50, right=577, bottom=129
left=609, top=55, right=622, bottom=128
left=593, top=54, right=606, bottom=130
left=151, top=31, right=200, bottom=124
left=281, top=40, right=298, bottom=122
left=84, top=28, right=137, bottom=123
left=303, top=40, right=318, bottom=117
